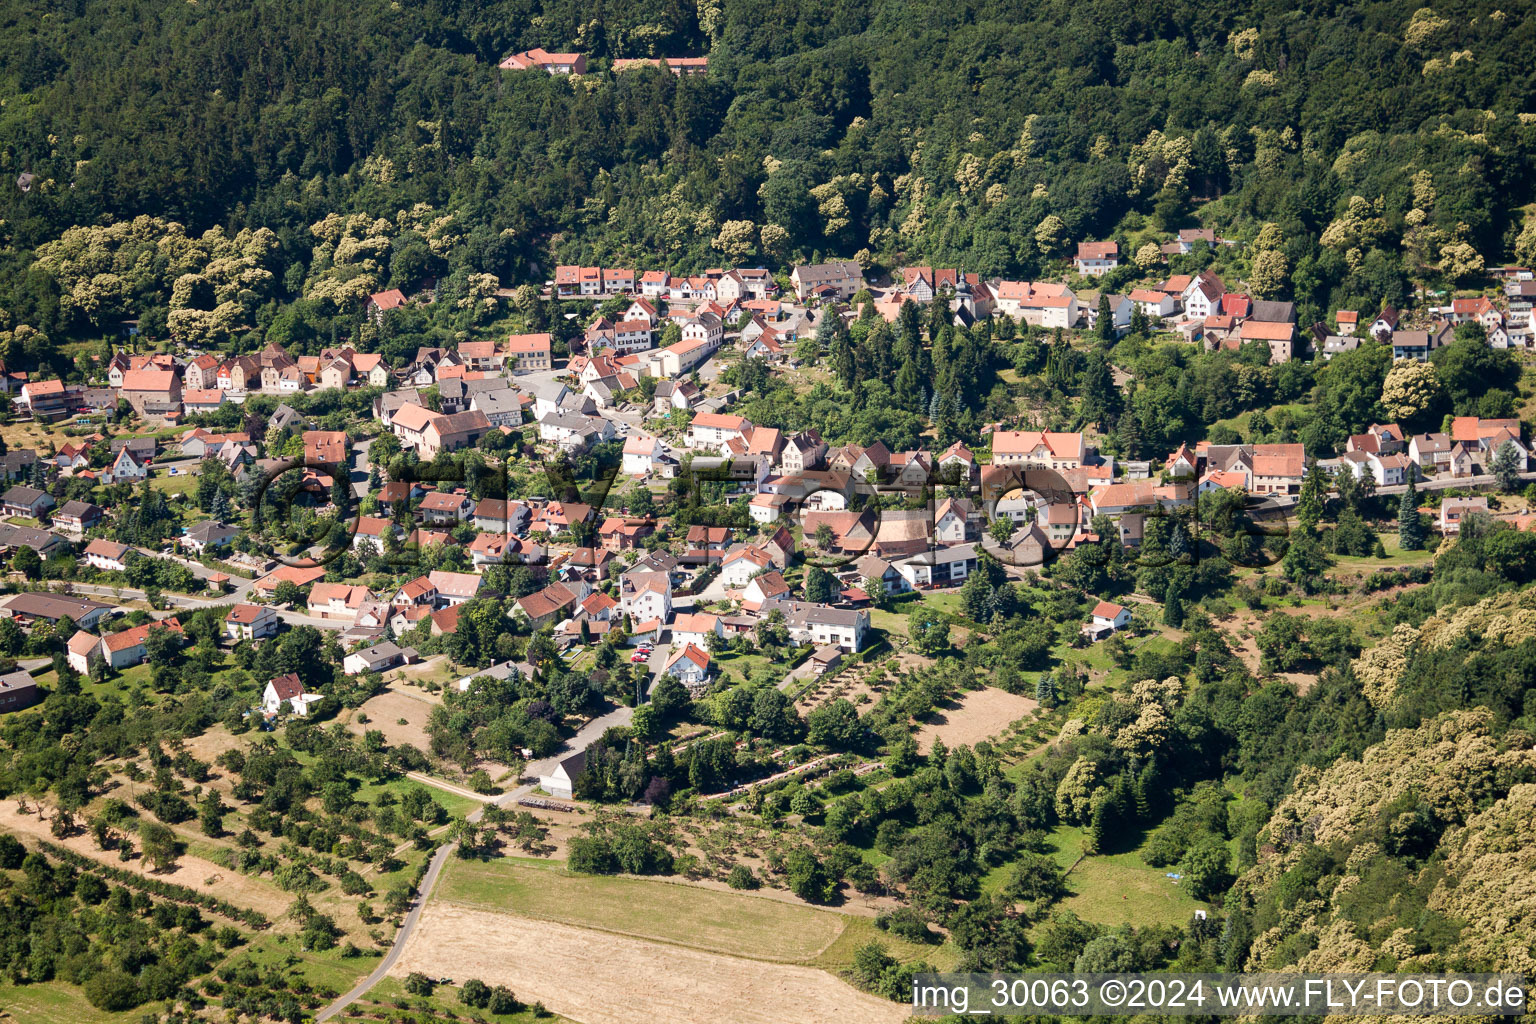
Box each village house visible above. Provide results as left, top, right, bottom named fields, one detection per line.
left=120, top=369, right=183, bottom=419
left=429, top=570, right=482, bottom=607
left=259, top=673, right=321, bottom=716
left=783, top=603, right=870, bottom=652
left=417, top=490, right=475, bottom=525
left=343, top=640, right=419, bottom=676
left=990, top=430, right=1085, bottom=470
left=102, top=618, right=183, bottom=671
left=51, top=500, right=104, bottom=536
left=1408, top=432, right=1454, bottom=471
left=1084, top=600, right=1132, bottom=640
left=1181, top=270, right=1225, bottom=320
left=662, top=644, right=713, bottom=688
left=688, top=412, right=753, bottom=452
left=742, top=570, right=791, bottom=613
left=224, top=603, right=280, bottom=641
left=389, top=402, right=443, bottom=451
left=1439, top=496, right=1489, bottom=535
left=83, top=538, right=133, bottom=572
left=19, top=379, right=69, bottom=421
left=598, top=517, right=652, bottom=552
left=514, top=582, right=586, bottom=630
left=505, top=332, right=553, bottom=372
left=473, top=498, right=530, bottom=534
left=469, top=388, right=527, bottom=428
left=420, top=409, right=492, bottom=459
left=790, top=261, right=865, bottom=302
left=1129, top=288, right=1178, bottom=320
left=1, top=485, right=54, bottom=520
left=620, top=570, right=672, bottom=622
left=671, top=611, right=724, bottom=649
left=0, top=669, right=39, bottom=713
left=2, top=592, right=109, bottom=630
left=306, top=583, right=373, bottom=621
left=622, top=434, right=665, bottom=476
left=1073, top=241, right=1119, bottom=276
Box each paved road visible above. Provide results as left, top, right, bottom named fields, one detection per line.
left=1247, top=469, right=1536, bottom=515
left=315, top=840, right=456, bottom=1023
left=57, top=581, right=345, bottom=630
left=311, top=695, right=636, bottom=1022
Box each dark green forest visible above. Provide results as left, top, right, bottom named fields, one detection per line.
left=2, top=0, right=1535, bottom=347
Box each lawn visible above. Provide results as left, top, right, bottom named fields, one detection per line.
left=1327, top=532, right=1436, bottom=574
left=352, top=773, right=483, bottom=821
left=1044, top=825, right=1199, bottom=929
left=435, top=856, right=848, bottom=962
left=714, top=646, right=805, bottom=683
left=149, top=467, right=199, bottom=497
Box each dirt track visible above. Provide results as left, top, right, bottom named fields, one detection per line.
left=389, top=902, right=908, bottom=1024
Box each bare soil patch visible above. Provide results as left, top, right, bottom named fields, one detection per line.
left=390, top=902, right=907, bottom=1024
left=916, top=686, right=1039, bottom=753
left=345, top=686, right=442, bottom=751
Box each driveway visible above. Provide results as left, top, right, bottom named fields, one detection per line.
left=350, top=437, right=374, bottom=499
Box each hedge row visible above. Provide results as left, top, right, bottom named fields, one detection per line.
left=36, top=840, right=271, bottom=929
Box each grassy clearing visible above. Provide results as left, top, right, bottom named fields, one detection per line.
left=1327, top=533, right=1436, bottom=573
left=352, top=774, right=482, bottom=821
left=1046, top=825, right=1198, bottom=928
left=236, top=933, right=382, bottom=994
left=0, top=981, right=129, bottom=1024
left=436, top=856, right=847, bottom=962
left=809, top=913, right=961, bottom=972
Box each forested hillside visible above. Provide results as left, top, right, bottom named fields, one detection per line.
left=2, top=0, right=1535, bottom=350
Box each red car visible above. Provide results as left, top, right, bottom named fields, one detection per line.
left=630, top=652, right=650, bottom=664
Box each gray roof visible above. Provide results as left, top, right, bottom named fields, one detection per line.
left=3, top=591, right=110, bottom=620
left=471, top=389, right=524, bottom=416
left=539, top=411, right=602, bottom=434
left=1250, top=300, right=1296, bottom=323
left=55, top=500, right=103, bottom=519
left=783, top=601, right=866, bottom=628
left=898, top=542, right=980, bottom=567
left=2, top=485, right=48, bottom=506
left=0, top=523, right=66, bottom=553
left=792, top=261, right=863, bottom=284
left=186, top=520, right=240, bottom=545
left=353, top=640, right=416, bottom=667
left=0, top=669, right=36, bottom=695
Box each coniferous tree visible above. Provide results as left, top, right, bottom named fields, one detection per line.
left=1295, top=461, right=1327, bottom=534
left=1163, top=583, right=1184, bottom=627
left=1398, top=474, right=1425, bottom=550
left=1491, top=440, right=1522, bottom=492
left=1094, top=294, right=1114, bottom=343
left=1035, top=672, right=1056, bottom=708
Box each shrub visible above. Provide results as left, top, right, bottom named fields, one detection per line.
left=460, top=978, right=490, bottom=1008
left=487, top=985, right=520, bottom=1015
left=726, top=864, right=759, bottom=890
